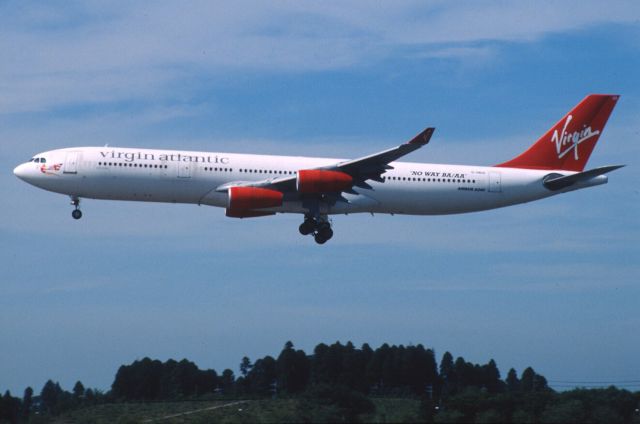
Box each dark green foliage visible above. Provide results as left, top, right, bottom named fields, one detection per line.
left=438, top=355, right=507, bottom=397
left=245, top=355, right=277, bottom=395
left=5, top=340, right=640, bottom=423
left=37, top=380, right=85, bottom=417
left=239, top=356, right=252, bottom=378
left=520, top=367, right=549, bottom=392
left=40, top=380, right=63, bottom=414
left=276, top=341, right=310, bottom=393
left=539, top=387, right=638, bottom=424
left=219, top=368, right=235, bottom=394
left=299, top=384, right=375, bottom=423
left=506, top=368, right=519, bottom=392
left=21, top=387, right=33, bottom=419
left=434, top=386, right=639, bottom=424
left=72, top=380, right=85, bottom=400
left=0, top=391, right=20, bottom=423
left=111, top=357, right=218, bottom=400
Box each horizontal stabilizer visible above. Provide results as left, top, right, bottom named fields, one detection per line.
left=543, top=165, right=624, bottom=191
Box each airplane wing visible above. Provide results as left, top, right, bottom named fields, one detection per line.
left=217, top=127, right=434, bottom=194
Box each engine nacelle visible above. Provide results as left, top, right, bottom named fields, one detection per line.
left=297, top=170, right=353, bottom=194
left=228, top=186, right=283, bottom=211
left=226, top=209, right=275, bottom=218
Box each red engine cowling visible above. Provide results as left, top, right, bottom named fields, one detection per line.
left=228, top=186, right=283, bottom=211
left=297, top=170, right=353, bottom=193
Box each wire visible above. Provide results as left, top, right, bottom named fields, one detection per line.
left=549, top=380, right=640, bottom=384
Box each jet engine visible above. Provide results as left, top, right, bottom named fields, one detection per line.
left=296, top=170, right=353, bottom=193
left=228, top=186, right=283, bottom=210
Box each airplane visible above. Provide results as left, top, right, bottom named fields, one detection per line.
left=14, top=94, right=623, bottom=244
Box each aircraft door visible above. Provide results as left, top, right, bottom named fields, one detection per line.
left=63, top=152, right=79, bottom=174
left=178, top=161, right=191, bottom=178
left=488, top=171, right=502, bottom=192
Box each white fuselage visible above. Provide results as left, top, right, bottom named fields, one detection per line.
left=14, top=146, right=607, bottom=216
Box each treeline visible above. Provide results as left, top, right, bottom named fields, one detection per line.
left=0, top=380, right=107, bottom=423
left=1, top=341, right=638, bottom=423
left=110, top=341, right=532, bottom=400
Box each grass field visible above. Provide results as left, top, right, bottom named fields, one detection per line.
left=41, top=398, right=422, bottom=423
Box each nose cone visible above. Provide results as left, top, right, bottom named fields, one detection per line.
left=13, top=163, right=29, bottom=181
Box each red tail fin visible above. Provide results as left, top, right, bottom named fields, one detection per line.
left=496, top=94, right=619, bottom=171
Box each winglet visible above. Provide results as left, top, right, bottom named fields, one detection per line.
left=409, top=127, right=435, bottom=145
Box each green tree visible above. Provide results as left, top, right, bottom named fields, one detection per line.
left=240, top=356, right=252, bottom=378
left=277, top=341, right=310, bottom=393
left=506, top=368, right=519, bottom=392
left=520, top=367, right=535, bottom=392
left=1, top=391, right=20, bottom=423
left=247, top=356, right=277, bottom=394
left=22, top=386, right=33, bottom=419
left=72, top=381, right=85, bottom=401
left=482, top=359, right=503, bottom=393
left=40, top=380, right=63, bottom=414
left=440, top=351, right=455, bottom=396
left=220, top=369, right=235, bottom=394
left=520, top=367, right=548, bottom=393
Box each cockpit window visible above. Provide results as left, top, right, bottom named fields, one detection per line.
left=29, top=158, right=34, bottom=162
left=41, top=158, right=46, bottom=163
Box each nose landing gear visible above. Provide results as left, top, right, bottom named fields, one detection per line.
left=70, top=197, right=82, bottom=220
left=299, top=215, right=333, bottom=244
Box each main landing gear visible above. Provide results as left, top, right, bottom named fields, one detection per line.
left=299, top=215, right=333, bottom=244
left=70, top=197, right=82, bottom=220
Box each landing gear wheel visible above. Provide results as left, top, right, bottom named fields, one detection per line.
left=72, top=209, right=82, bottom=220
left=299, top=219, right=316, bottom=236
left=317, top=224, right=333, bottom=240
left=314, top=222, right=333, bottom=244
left=314, top=232, right=328, bottom=244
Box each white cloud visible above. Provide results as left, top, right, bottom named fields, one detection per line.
left=1, top=1, right=638, bottom=113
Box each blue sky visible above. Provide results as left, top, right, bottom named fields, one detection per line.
left=1, top=1, right=639, bottom=395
